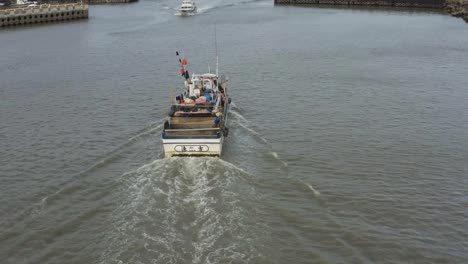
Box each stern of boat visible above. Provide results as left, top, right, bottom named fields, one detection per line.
left=162, top=137, right=224, bottom=157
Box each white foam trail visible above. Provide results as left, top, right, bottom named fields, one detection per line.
left=172, top=0, right=265, bottom=17
left=30, top=197, right=47, bottom=217
left=231, top=116, right=289, bottom=170
left=196, top=7, right=211, bottom=14
left=128, top=123, right=164, bottom=142
left=232, top=120, right=268, bottom=144
left=101, top=157, right=262, bottom=263
left=231, top=115, right=289, bottom=170
left=269, top=152, right=288, bottom=167
left=175, top=12, right=197, bottom=16
left=230, top=102, right=239, bottom=109
left=125, top=157, right=169, bottom=176
left=230, top=111, right=248, bottom=123
left=52, top=122, right=165, bottom=181
left=305, top=183, right=321, bottom=197
left=29, top=189, right=62, bottom=218
left=217, top=158, right=250, bottom=175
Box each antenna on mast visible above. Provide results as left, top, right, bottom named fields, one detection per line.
left=215, top=23, right=219, bottom=77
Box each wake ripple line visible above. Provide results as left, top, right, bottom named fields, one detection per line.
left=128, top=123, right=164, bottom=142
left=268, top=152, right=288, bottom=167
left=230, top=110, right=249, bottom=123
left=230, top=113, right=289, bottom=168
left=231, top=120, right=268, bottom=144
left=196, top=0, right=266, bottom=15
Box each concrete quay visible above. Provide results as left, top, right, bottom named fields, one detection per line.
left=274, top=0, right=467, bottom=23
left=274, top=0, right=444, bottom=8
left=0, top=3, right=88, bottom=27
left=87, top=0, right=137, bottom=4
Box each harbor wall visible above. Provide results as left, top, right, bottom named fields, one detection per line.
left=40, top=0, right=138, bottom=5
left=0, top=3, right=88, bottom=27
left=274, top=0, right=467, bottom=23
left=87, top=0, right=137, bottom=4
left=274, top=0, right=444, bottom=8
left=445, top=0, right=468, bottom=22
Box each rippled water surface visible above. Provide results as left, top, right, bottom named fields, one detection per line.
left=1, top=1, right=468, bottom=263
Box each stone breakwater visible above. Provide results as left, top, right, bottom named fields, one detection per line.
left=0, top=3, right=88, bottom=27
left=445, top=0, right=468, bottom=22
left=274, top=0, right=444, bottom=8
left=87, top=0, right=138, bottom=4
left=274, top=0, right=468, bottom=24
left=42, top=0, right=138, bottom=4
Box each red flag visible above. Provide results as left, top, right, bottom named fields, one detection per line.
left=180, top=68, right=185, bottom=76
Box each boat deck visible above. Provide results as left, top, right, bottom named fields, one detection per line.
left=168, top=116, right=217, bottom=129
left=163, top=116, right=223, bottom=138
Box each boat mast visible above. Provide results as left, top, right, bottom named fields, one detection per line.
left=215, top=23, right=218, bottom=77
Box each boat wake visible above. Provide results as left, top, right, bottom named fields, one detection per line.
left=268, top=151, right=288, bottom=168
left=230, top=110, right=289, bottom=168
left=230, top=110, right=248, bottom=123
left=128, top=122, right=164, bottom=142
left=231, top=120, right=268, bottom=144
left=73, top=120, right=164, bottom=178
left=197, top=0, right=266, bottom=14
left=100, top=157, right=268, bottom=264
left=174, top=11, right=198, bottom=16
left=171, top=0, right=266, bottom=16
left=230, top=101, right=240, bottom=110
left=304, top=181, right=321, bottom=197
left=4, top=121, right=165, bottom=227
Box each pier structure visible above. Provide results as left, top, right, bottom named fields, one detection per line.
left=274, top=0, right=444, bottom=8
left=0, top=3, right=88, bottom=27
left=87, top=0, right=137, bottom=4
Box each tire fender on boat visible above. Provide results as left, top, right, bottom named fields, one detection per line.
left=223, top=127, right=229, bottom=137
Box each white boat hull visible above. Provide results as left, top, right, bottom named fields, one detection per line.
left=179, top=10, right=196, bottom=16
left=162, top=137, right=224, bottom=157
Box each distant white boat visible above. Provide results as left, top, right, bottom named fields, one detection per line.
left=178, top=0, right=196, bottom=16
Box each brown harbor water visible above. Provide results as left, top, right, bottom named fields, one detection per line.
left=1, top=1, right=468, bottom=263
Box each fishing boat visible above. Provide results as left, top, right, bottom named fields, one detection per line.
left=162, top=52, right=230, bottom=158
left=178, top=0, right=197, bottom=16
